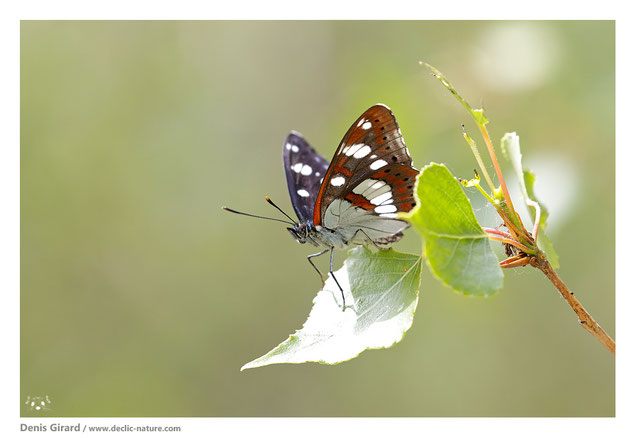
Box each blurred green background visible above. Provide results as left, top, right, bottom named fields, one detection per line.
left=21, top=21, right=614, bottom=417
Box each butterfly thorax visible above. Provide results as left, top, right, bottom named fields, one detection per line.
left=287, top=218, right=406, bottom=250
left=287, top=221, right=349, bottom=249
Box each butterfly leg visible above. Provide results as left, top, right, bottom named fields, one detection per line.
left=351, top=228, right=389, bottom=251
left=306, top=248, right=329, bottom=285
left=329, top=247, right=346, bottom=311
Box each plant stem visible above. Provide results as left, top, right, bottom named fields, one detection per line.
left=462, top=127, right=497, bottom=193
left=487, top=235, right=535, bottom=254
left=477, top=124, right=516, bottom=217
left=500, top=254, right=531, bottom=268
left=530, top=254, right=615, bottom=354
left=498, top=211, right=527, bottom=242
left=482, top=227, right=514, bottom=240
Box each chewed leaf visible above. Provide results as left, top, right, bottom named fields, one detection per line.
left=501, top=132, right=559, bottom=268
left=241, top=247, right=422, bottom=370
left=402, top=163, right=503, bottom=296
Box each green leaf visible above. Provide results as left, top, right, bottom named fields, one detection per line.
left=402, top=163, right=503, bottom=296
left=500, top=132, right=559, bottom=268
left=241, top=247, right=422, bottom=370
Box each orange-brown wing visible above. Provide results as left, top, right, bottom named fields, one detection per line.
left=313, top=104, right=419, bottom=227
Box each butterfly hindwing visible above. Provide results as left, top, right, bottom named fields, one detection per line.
left=282, top=131, right=330, bottom=222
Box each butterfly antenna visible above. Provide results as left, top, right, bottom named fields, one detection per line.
left=221, top=206, right=295, bottom=225
left=264, top=196, right=297, bottom=224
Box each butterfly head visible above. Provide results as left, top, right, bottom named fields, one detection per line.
left=287, top=221, right=315, bottom=244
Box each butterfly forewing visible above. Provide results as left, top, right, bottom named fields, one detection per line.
left=283, top=131, right=330, bottom=222
left=313, top=104, right=419, bottom=231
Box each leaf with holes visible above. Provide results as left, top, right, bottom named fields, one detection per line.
left=241, top=247, right=422, bottom=370
left=401, top=163, right=503, bottom=296
left=501, top=132, right=559, bottom=268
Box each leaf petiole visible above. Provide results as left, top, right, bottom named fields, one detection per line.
left=499, top=254, right=532, bottom=268
left=462, top=126, right=497, bottom=193
left=482, top=227, right=514, bottom=240
left=487, top=235, right=536, bottom=255
left=477, top=124, right=518, bottom=220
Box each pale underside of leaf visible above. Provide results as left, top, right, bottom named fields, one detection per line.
left=241, top=248, right=422, bottom=370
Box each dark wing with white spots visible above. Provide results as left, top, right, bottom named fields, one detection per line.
left=282, top=131, right=330, bottom=222
left=313, top=104, right=419, bottom=228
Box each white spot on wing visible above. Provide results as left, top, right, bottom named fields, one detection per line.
left=291, top=145, right=299, bottom=153
left=331, top=176, right=346, bottom=187
left=353, top=178, right=378, bottom=195
left=371, top=192, right=392, bottom=205
left=375, top=204, right=398, bottom=213
left=362, top=121, right=372, bottom=130
left=301, top=164, right=313, bottom=176
left=371, top=181, right=386, bottom=189
left=370, top=159, right=388, bottom=170
left=379, top=212, right=398, bottom=218
left=353, top=145, right=372, bottom=159
left=292, top=163, right=303, bottom=173
left=297, top=189, right=310, bottom=197
left=286, top=143, right=292, bottom=150
left=345, top=143, right=364, bottom=157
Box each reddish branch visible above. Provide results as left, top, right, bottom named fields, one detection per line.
left=530, top=254, right=615, bottom=354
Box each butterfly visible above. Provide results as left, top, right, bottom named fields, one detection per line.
left=223, top=104, right=419, bottom=309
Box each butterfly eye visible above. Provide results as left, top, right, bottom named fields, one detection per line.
left=287, top=227, right=300, bottom=241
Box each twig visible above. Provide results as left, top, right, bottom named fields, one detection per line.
left=530, top=254, right=615, bottom=354
left=477, top=124, right=517, bottom=218
left=500, top=254, right=531, bottom=268
left=462, top=126, right=497, bottom=193
left=487, top=235, right=534, bottom=254
left=483, top=227, right=514, bottom=240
